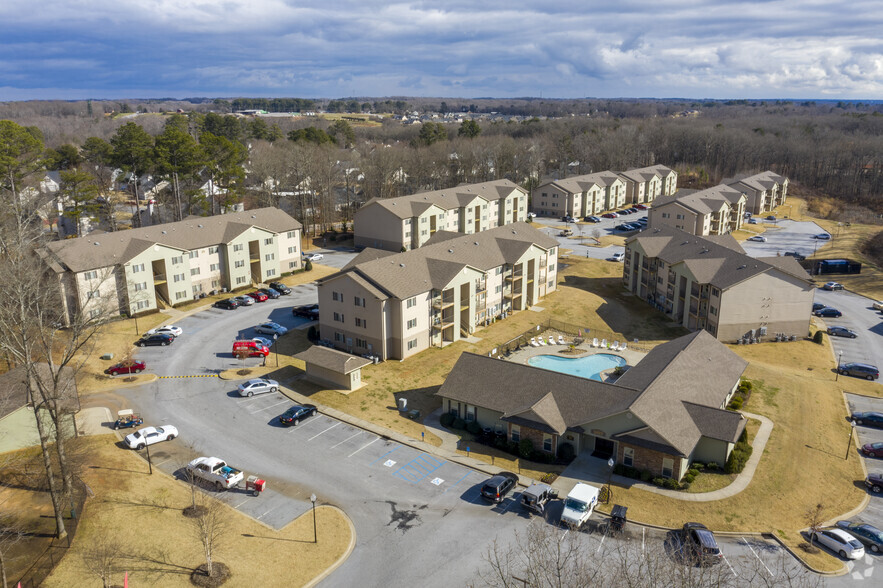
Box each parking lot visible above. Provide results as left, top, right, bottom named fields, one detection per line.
left=533, top=213, right=644, bottom=260
left=739, top=218, right=829, bottom=258
left=813, top=288, right=883, bottom=382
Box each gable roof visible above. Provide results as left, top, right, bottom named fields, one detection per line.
left=44, top=207, right=302, bottom=273
left=626, top=226, right=812, bottom=290
left=293, top=346, right=372, bottom=374
left=438, top=330, right=748, bottom=457
left=653, top=184, right=745, bottom=215
left=725, top=171, right=787, bottom=194
left=360, top=179, right=526, bottom=220
left=320, top=223, right=558, bottom=300
left=539, top=170, right=624, bottom=195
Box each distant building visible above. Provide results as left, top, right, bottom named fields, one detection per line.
left=648, top=185, right=747, bottom=236
left=724, top=171, right=789, bottom=215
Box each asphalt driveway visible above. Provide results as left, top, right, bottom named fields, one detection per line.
left=814, top=288, right=883, bottom=382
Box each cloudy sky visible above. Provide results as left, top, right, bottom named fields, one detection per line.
left=1, top=1, right=881, bottom=100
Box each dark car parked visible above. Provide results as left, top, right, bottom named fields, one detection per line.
left=292, top=304, right=320, bottom=320
left=852, top=411, right=883, bottom=427
left=812, top=302, right=827, bottom=312
left=827, top=326, right=857, bottom=338
left=257, top=287, right=281, bottom=299
left=279, top=404, right=318, bottom=426
left=681, top=523, right=723, bottom=566
left=214, top=298, right=239, bottom=310
left=866, top=473, right=883, bottom=493
left=862, top=442, right=883, bottom=458
left=480, top=471, right=519, bottom=503
left=839, top=362, right=879, bottom=380
left=814, top=307, right=842, bottom=318
left=784, top=251, right=806, bottom=261
left=836, top=521, right=883, bottom=553
left=136, top=333, right=174, bottom=347
left=584, top=215, right=601, bottom=223
left=269, top=282, right=291, bottom=295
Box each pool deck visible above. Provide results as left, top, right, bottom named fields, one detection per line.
left=502, top=331, right=646, bottom=381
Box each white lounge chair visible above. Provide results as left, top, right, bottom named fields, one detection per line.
left=530, top=337, right=538, bottom=347
left=558, top=335, right=565, bottom=345
left=548, top=335, right=555, bottom=345
left=600, top=339, right=607, bottom=348
left=611, top=341, right=620, bottom=351
left=619, top=342, right=627, bottom=352
left=592, top=338, right=599, bottom=348
left=538, top=337, right=547, bottom=346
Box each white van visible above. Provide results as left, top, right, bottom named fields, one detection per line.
left=560, top=483, right=600, bottom=529
left=610, top=252, right=625, bottom=262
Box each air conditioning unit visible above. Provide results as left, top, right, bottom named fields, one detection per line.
left=759, top=327, right=767, bottom=336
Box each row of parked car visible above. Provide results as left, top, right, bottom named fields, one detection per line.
left=559, top=204, right=649, bottom=225
left=213, top=282, right=293, bottom=310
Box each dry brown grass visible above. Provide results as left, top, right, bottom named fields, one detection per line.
left=41, top=436, right=352, bottom=588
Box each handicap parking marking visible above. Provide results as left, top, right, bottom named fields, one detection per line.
left=431, top=477, right=444, bottom=486
left=384, top=460, right=397, bottom=467
left=369, top=445, right=400, bottom=465
left=392, top=454, right=446, bottom=484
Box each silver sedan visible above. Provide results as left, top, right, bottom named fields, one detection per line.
left=237, top=378, right=279, bottom=397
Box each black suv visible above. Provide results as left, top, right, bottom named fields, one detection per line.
left=681, top=522, right=722, bottom=566
left=214, top=298, right=239, bottom=310
left=839, top=362, right=879, bottom=381
left=269, top=282, right=291, bottom=295
left=480, top=471, right=518, bottom=503
left=293, top=304, right=319, bottom=320
left=136, top=333, right=174, bottom=347
left=257, top=287, right=281, bottom=299
left=784, top=251, right=806, bottom=261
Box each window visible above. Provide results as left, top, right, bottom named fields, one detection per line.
left=89, top=309, right=102, bottom=319
left=710, top=306, right=717, bottom=316
left=266, top=269, right=276, bottom=277
left=496, top=267, right=503, bottom=275
left=407, top=318, right=417, bottom=329
left=265, top=253, right=274, bottom=261
left=289, top=261, right=298, bottom=269
left=87, top=290, right=100, bottom=299
left=208, top=246, right=218, bottom=254
left=135, top=300, right=149, bottom=310
left=405, top=232, right=411, bottom=238
left=495, top=285, right=502, bottom=294
left=190, top=268, right=200, bottom=276
left=661, top=458, right=674, bottom=478
left=548, top=280, right=554, bottom=288
left=234, top=260, right=245, bottom=268
left=711, top=288, right=720, bottom=297
left=131, top=263, right=145, bottom=273
left=84, top=270, right=98, bottom=280
left=236, top=276, right=247, bottom=284
left=288, top=246, right=298, bottom=254
left=171, top=255, right=183, bottom=265
left=333, top=312, right=344, bottom=323
left=264, top=238, right=274, bottom=245
left=134, top=281, right=147, bottom=292
left=406, top=297, right=416, bottom=308
left=210, top=263, right=220, bottom=272
left=421, top=217, right=427, bottom=223
left=662, top=212, right=670, bottom=219
left=465, top=405, right=475, bottom=422
left=287, top=231, right=298, bottom=239
left=407, top=338, right=418, bottom=350
left=623, top=447, right=634, bottom=467
left=192, top=284, right=203, bottom=294
left=173, top=273, right=185, bottom=283
left=354, top=296, right=365, bottom=307
left=189, top=250, right=199, bottom=259
left=510, top=425, right=520, bottom=443
left=543, top=435, right=553, bottom=452
left=404, top=219, right=411, bottom=225
left=233, top=243, right=244, bottom=252
left=421, top=230, right=428, bottom=236
left=355, top=317, right=366, bottom=327
left=175, top=291, right=187, bottom=300
left=211, top=280, right=219, bottom=288
left=676, top=214, right=684, bottom=220
left=548, top=264, right=555, bottom=273
left=334, top=332, right=342, bottom=342
left=356, top=338, right=367, bottom=348
left=332, top=291, right=341, bottom=302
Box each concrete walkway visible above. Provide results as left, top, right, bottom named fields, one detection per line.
left=423, top=407, right=461, bottom=453
left=554, top=411, right=774, bottom=501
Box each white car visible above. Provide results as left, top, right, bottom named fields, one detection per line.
left=747, top=235, right=767, bottom=242
left=873, top=301, right=883, bottom=311
left=304, top=253, right=324, bottom=262
left=146, top=325, right=183, bottom=337
left=811, top=528, right=865, bottom=560
left=814, top=233, right=832, bottom=240
left=254, top=322, right=288, bottom=337
left=233, top=295, right=255, bottom=306
left=238, top=378, right=279, bottom=397
left=124, top=425, right=178, bottom=450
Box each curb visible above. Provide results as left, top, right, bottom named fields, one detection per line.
left=303, top=505, right=357, bottom=588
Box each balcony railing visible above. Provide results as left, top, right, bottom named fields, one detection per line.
left=432, top=294, right=455, bottom=309
left=152, top=273, right=166, bottom=283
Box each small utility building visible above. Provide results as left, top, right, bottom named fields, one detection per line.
left=294, top=346, right=373, bottom=391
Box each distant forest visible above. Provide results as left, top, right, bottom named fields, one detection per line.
left=1, top=97, right=881, bottom=232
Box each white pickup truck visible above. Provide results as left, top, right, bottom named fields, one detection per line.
left=185, top=457, right=244, bottom=490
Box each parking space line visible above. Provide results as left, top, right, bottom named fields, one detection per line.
left=741, top=536, right=774, bottom=578
left=369, top=445, right=399, bottom=465
left=443, top=471, right=472, bottom=493
left=233, top=497, right=251, bottom=509
left=348, top=437, right=378, bottom=457
left=308, top=422, right=340, bottom=440
left=721, top=554, right=738, bottom=578
left=331, top=431, right=363, bottom=449
left=287, top=415, right=326, bottom=432
left=248, top=399, right=289, bottom=414
left=597, top=528, right=606, bottom=551
left=393, top=454, right=445, bottom=484
left=497, top=493, right=520, bottom=516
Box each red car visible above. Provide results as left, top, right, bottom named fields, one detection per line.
left=248, top=291, right=269, bottom=302
left=105, top=361, right=146, bottom=376
left=635, top=204, right=648, bottom=210
left=602, top=212, right=618, bottom=219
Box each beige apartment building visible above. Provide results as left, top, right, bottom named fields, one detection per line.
left=41, top=208, right=303, bottom=325
left=648, top=185, right=747, bottom=236
left=318, top=223, right=558, bottom=360
left=353, top=179, right=528, bottom=251
left=724, top=171, right=789, bottom=215
left=618, top=165, right=678, bottom=205
left=623, top=226, right=813, bottom=341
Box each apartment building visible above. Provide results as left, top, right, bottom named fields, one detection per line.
left=353, top=179, right=528, bottom=251
left=648, top=185, right=747, bottom=236
left=618, top=164, right=678, bottom=205
left=317, top=223, right=558, bottom=360
left=622, top=226, right=813, bottom=341
left=724, top=171, right=789, bottom=215
left=438, top=330, right=747, bottom=481
left=41, top=207, right=302, bottom=325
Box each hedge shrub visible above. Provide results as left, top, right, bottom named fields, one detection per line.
left=557, top=442, right=575, bottom=462
left=465, top=421, right=482, bottom=435
left=518, top=439, right=534, bottom=459
left=640, top=470, right=653, bottom=482
left=439, top=413, right=455, bottom=428
left=452, top=417, right=466, bottom=430
left=812, top=330, right=824, bottom=344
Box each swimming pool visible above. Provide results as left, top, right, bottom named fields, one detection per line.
left=527, top=353, right=626, bottom=381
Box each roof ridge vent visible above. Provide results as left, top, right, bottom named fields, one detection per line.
left=161, top=230, right=166, bottom=234
left=738, top=264, right=747, bottom=269
left=399, top=263, right=405, bottom=268
left=448, top=249, right=454, bottom=253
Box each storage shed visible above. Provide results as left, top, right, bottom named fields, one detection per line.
left=293, top=346, right=373, bottom=392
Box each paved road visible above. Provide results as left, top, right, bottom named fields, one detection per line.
left=533, top=214, right=643, bottom=260
left=739, top=219, right=829, bottom=258
left=826, top=393, right=883, bottom=585
left=814, top=288, right=883, bottom=380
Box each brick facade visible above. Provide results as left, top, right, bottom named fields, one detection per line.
left=618, top=442, right=683, bottom=479
left=512, top=424, right=556, bottom=454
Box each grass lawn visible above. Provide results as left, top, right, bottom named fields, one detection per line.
left=684, top=418, right=761, bottom=494
left=38, top=436, right=352, bottom=587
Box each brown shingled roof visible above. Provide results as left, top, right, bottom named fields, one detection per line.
left=293, top=346, right=372, bottom=374
left=361, top=179, right=526, bottom=220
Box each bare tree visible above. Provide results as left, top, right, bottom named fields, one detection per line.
left=81, top=535, right=125, bottom=588
left=188, top=493, right=230, bottom=581
left=0, top=512, right=24, bottom=588
left=804, top=503, right=826, bottom=548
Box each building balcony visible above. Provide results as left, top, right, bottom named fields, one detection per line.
left=152, top=274, right=166, bottom=284
left=432, top=295, right=455, bottom=309
left=475, top=282, right=487, bottom=294
left=432, top=314, right=455, bottom=329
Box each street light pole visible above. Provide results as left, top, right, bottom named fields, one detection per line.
left=310, top=493, right=317, bottom=543
left=836, top=351, right=843, bottom=381
left=606, top=456, right=615, bottom=504
left=846, top=421, right=856, bottom=460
